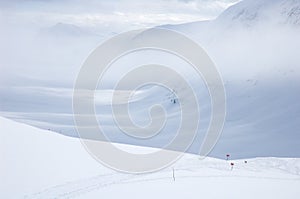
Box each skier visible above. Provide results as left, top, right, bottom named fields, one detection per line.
left=230, top=162, right=234, bottom=170
left=226, top=154, right=230, bottom=160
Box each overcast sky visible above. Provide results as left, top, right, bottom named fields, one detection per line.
left=0, top=0, right=239, bottom=30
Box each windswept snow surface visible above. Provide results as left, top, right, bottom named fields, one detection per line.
left=1, top=117, right=300, bottom=198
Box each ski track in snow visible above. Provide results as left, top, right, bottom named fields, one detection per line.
left=25, top=173, right=135, bottom=199
left=25, top=158, right=300, bottom=199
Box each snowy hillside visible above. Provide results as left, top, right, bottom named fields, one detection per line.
left=1, top=117, right=300, bottom=198
left=1, top=0, right=300, bottom=160
left=162, top=0, right=300, bottom=158
left=216, top=0, right=300, bottom=27
left=162, top=0, right=300, bottom=40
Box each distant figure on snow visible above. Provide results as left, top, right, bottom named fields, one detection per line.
left=226, top=154, right=230, bottom=161
left=170, top=89, right=177, bottom=104
left=171, top=98, right=177, bottom=104
left=230, top=162, right=234, bottom=170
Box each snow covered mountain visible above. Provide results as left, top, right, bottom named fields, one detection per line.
left=39, top=22, right=98, bottom=38
left=1, top=116, right=300, bottom=198
left=161, top=0, right=300, bottom=158
left=162, top=0, right=300, bottom=41
left=1, top=0, right=300, bottom=160
left=216, top=0, right=300, bottom=27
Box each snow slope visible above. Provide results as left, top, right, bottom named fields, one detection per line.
left=161, top=0, right=300, bottom=158
left=215, top=0, right=300, bottom=27
left=1, top=0, right=300, bottom=159
left=1, top=117, right=300, bottom=198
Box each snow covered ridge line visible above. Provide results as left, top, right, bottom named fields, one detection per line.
left=1, top=116, right=300, bottom=199
left=72, top=28, right=226, bottom=173
left=161, top=0, right=300, bottom=31
left=215, top=0, right=300, bottom=27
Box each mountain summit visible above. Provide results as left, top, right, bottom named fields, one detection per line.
left=216, top=0, right=300, bottom=27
